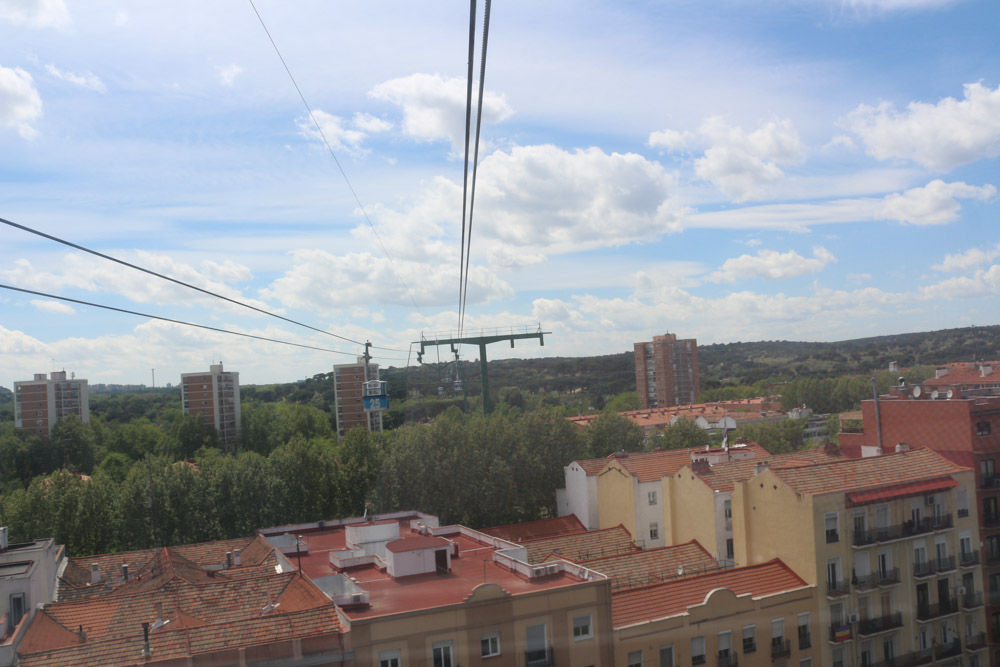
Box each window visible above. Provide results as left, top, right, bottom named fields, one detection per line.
left=432, top=641, right=453, bottom=667
left=724, top=499, right=732, bottom=518
left=983, top=459, right=996, bottom=477
left=628, top=650, right=644, bottom=667
left=379, top=650, right=401, bottom=667
left=799, top=660, right=811, bottom=667
left=797, top=613, right=811, bottom=650
left=659, top=645, right=674, bottom=667
left=979, top=421, right=992, bottom=437
left=832, top=646, right=845, bottom=667
left=649, top=490, right=658, bottom=505
left=825, top=512, right=839, bottom=542
left=9, top=593, right=26, bottom=628
left=726, top=538, right=734, bottom=559
left=691, top=636, right=706, bottom=665
left=985, top=497, right=998, bottom=523
left=742, top=625, right=756, bottom=653
left=649, top=522, right=659, bottom=540
left=526, top=623, right=547, bottom=666
left=481, top=632, right=500, bottom=657
left=718, top=630, right=732, bottom=660
left=958, top=489, right=970, bottom=517
left=573, top=614, right=593, bottom=640
left=988, top=536, right=1000, bottom=562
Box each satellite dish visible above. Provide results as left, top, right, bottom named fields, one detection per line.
left=946, top=389, right=954, bottom=399
left=912, top=386, right=922, bottom=398
left=931, top=390, right=939, bottom=399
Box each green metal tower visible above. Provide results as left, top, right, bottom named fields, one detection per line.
left=414, top=325, right=550, bottom=414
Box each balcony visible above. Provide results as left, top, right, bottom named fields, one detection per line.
left=827, top=579, right=850, bottom=598
left=858, top=612, right=903, bottom=636
left=916, top=598, right=958, bottom=621
left=770, top=638, right=790, bottom=659
left=961, top=591, right=985, bottom=609
left=525, top=646, right=554, bottom=667
left=718, top=653, right=738, bottom=667
left=961, top=550, right=981, bottom=567
left=935, top=638, right=963, bottom=660
left=913, top=560, right=934, bottom=578
left=853, top=571, right=879, bottom=590
left=852, top=515, right=953, bottom=547
left=985, top=513, right=1000, bottom=527
left=932, top=555, right=956, bottom=573
left=878, top=567, right=900, bottom=585
left=797, top=633, right=811, bottom=650
left=981, top=473, right=1000, bottom=489
left=966, top=632, right=987, bottom=650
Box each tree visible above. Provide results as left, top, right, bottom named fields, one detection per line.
left=603, top=392, right=640, bottom=413
left=50, top=414, right=96, bottom=473
left=730, top=419, right=806, bottom=454
left=583, top=413, right=644, bottom=459
left=655, top=417, right=711, bottom=450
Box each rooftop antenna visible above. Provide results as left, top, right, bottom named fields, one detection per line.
left=151, top=369, right=155, bottom=388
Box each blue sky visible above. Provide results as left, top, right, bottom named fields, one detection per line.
left=1, top=0, right=998, bottom=385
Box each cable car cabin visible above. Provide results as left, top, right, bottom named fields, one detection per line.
left=453, top=379, right=463, bottom=392
left=362, top=379, right=389, bottom=412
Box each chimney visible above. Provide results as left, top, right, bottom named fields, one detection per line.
left=982, top=365, right=993, bottom=377
left=90, top=563, right=101, bottom=585
left=895, top=442, right=910, bottom=453
left=122, top=563, right=129, bottom=581
left=261, top=592, right=278, bottom=615
left=141, top=622, right=151, bottom=658
left=151, top=602, right=170, bottom=631
left=233, top=549, right=241, bottom=566
left=936, top=367, right=948, bottom=379
left=0, top=526, right=7, bottom=551
left=754, top=461, right=770, bottom=475
left=225, top=551, right=232, bottom=569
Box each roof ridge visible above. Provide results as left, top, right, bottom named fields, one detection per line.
left=613, top=557, right=802, bottom=596
left=579, top=539, right=705, bottom=563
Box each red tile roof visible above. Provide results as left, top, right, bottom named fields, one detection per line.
left=385, top=536, right=449, bottom=553
left=482, top=515, right=586, bottom=543
left=924, top=364, right=1000, bottom=388
left=575, top=443, right=770, bottom=483
left=846, top=477, right=959, bottom=506
left=567, top=540, right=720, bottom=591
left=686, top=447, right=844, bottom=492
left=568, top=398, right=785, bottom=431
left=611, top=559, right=808, bottom=628
left=771, top=447, right=969, bottom=496
left=522, top=525, right=637, bottom=564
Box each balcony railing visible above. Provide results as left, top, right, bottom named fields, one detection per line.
left=718, top=652, right=738, bottom=667
left=770, top=638, right=790, bottom=659
left=798, top=633, right=811, bottom=650
left=988, top=589, right=1000, bottom=605
left=936, top=638, right=963, bottom=660
left=878, top=567, right=900, bottom=585
left=827, top=579, right=850, bottom=597
left=987, top=550, right=1000, bottom=564
left=961, top=550, right=981, bottom=566
left=966, top=632, right=987, bottom=649
left=962, top=591, right=985, bottom=609
left=916, top=598, right=958, bottom=621
left=932, top=555, right=956, bottom=572
left=853, top=571, right=878, bottom=590
left=858, top=612, right=903, bottom=636
left=913, top=560, right=934, bottom=577
left=981, top=473, right=1000, bottom=489
left=525, top=646, right=554, bottom=667
left=985, top=513, right=1000, bottom=526
left=852, top=515, right=953, bottom=546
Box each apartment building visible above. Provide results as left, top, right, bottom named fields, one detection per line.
left=15, top=535, right=347, bottom=667
left=634, top=333, right=701, bottom=409
left=557, top=443, right=769, bottom=542
left=0, top=529, right=65, bottom=667
left=924, top=362, right=1000, bottom=395
left=840, top=390, right=1000, bottom=665
left=259, top=510, right=615, bottom=667
left=13, top=370, right=89, bottom=438
left=731, top=448, right=987, bottom=667
left=333, top=357, right=383, bottom=438
left=180, top=363, right=241, bottom=450
left=612, top=559, right=818, bottom=667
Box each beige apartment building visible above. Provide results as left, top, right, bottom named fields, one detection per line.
left=180, top=362, right=240, bottom=450
left=732, top=447, right=988, bottom=667
left=13, top=370, right=89, bottom=438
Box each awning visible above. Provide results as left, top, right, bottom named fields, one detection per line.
left=846, top=477, right=959, bottom=507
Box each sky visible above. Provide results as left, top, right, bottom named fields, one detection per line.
left=1, top=0, right=998, bottom=386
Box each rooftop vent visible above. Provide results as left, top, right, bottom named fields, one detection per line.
left=233, top=549, right=241, bottom=566
left=895, top=443, right=910, bottom=453
left=90, top=563, right=100, bottom=585
left=0, top=526, right=7, bottom=551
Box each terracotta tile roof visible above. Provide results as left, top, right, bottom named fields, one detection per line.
left=570, top=540, right=720, bottom=591
left=574, top=443, right=769, bottom=484
left=385, top=536, right=449, bottom=553
left=522, top=525, right=637, bottom=563
left=686, top=447, right=844, bottom=492
left=482, top=515, right=586, bottom=543
left=771, top=447, right=969, bottom=496
left=846, top=477, right=959, bottom=506
left=924, top=363, right=1000, bottom=388
left=568, top=398, right=785, bottom=431
left=611, top=558, right=809, bottom=628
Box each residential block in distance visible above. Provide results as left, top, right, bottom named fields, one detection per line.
left=13, top=370, right=89, bottom=438
left=180, top=362, right=241, bottom=451
left=333, top=357, right=383, bottom=438
left=634, top=333, right=701, bottom=409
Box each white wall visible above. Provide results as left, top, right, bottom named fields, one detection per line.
left=559, top=464, right=600, bottom=529
left=387, top=547, right=449, bottom=578
left=636, top=480, right=665, bottom=548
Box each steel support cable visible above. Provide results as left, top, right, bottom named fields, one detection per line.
left=457, top=0, right=477, bottom=336
left=246, top=0, right=424, bottom=318
left=460, top=0, right=492, bottom=336
left=0, top=216, right=403, bottom=352
left=0, top=284, right=405, bottom=360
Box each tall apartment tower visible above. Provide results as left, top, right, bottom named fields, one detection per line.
left=181, top=363, right=241, bottom=451
left=634, top=333, right=700, bottom=409
left=333, top=357, right=383, bottom=438
left=13, top=370, right=90, bottom=437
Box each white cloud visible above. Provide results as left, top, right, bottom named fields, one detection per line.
left=933, top=243, right=1000, bottom=273
left=650, top=116, right=803, bottom=202
left=112, top=11, right=128, bottom=27
left=878, top=179, right=996, bottom=225
left=707, top=246, right=836, bottom=283
left=847, top=272, right=872, bottom=283
left=843, top=82, right=1000, bottom=171
left=45, top=64, right=106, bottom=93
left=745, top=238, right=763, bottom=247
left=215, top=64, right=244, bottom=87
left=0, top=66, right=43, bottom=139
left=838, top=0, right=964, bottom=10
left=368, top=73, right=513, bottom=153
left=823, top=134, right=856, bottom=151
left=30, top=299, right=75, bottom=314
left=259, top=249, right=513, bottom=310
left=920, top=265, right=1000, bottom=300
left=0, top=0, right=69, bottom=29
left=299, top=109, right=392, bottom=155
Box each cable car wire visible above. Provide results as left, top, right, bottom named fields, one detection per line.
left=0, top=216, right=404, bottom=353
left=458, top=0, right=477, bottom=336
left=0, top=284, right=406, bottom=360
left=246, top=0, right=424, bottom=319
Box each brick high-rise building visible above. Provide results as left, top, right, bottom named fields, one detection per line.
left=634, top=333, right=700, bottom=409
left=181, top=363, right=241, bottom=451
left=333, top=357, right=383, bottom=438
left=13, top=370, right=89, bottom=437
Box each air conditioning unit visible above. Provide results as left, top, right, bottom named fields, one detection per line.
left=957, top=586, right=967, bottom=596
left=925, top=496, right=935, bottom=506
left=532, top=566, right=545, bottom=577
left=351, top=593, right=364, bottom=604
left=546, top=563, right=560, bottom=575
left=847, top=613, right=859, bottom=623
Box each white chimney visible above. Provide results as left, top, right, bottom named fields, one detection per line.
left=90, top=563, right=101, bottom=585
left=935, top=367, right=948, bottom=379
left=981, top=365, right=993, bottom=377
left=0, top=526, right=7, bottom=551
left=895, top=443, right=910, bottom=453
left=151, top=602, right=170, bottom=631
left=122, top=563, right=130, bottom=580
left=233, top=549, right=241, bottom=566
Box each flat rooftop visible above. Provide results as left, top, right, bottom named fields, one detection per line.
left=264, top=516, right=600, bottom=622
